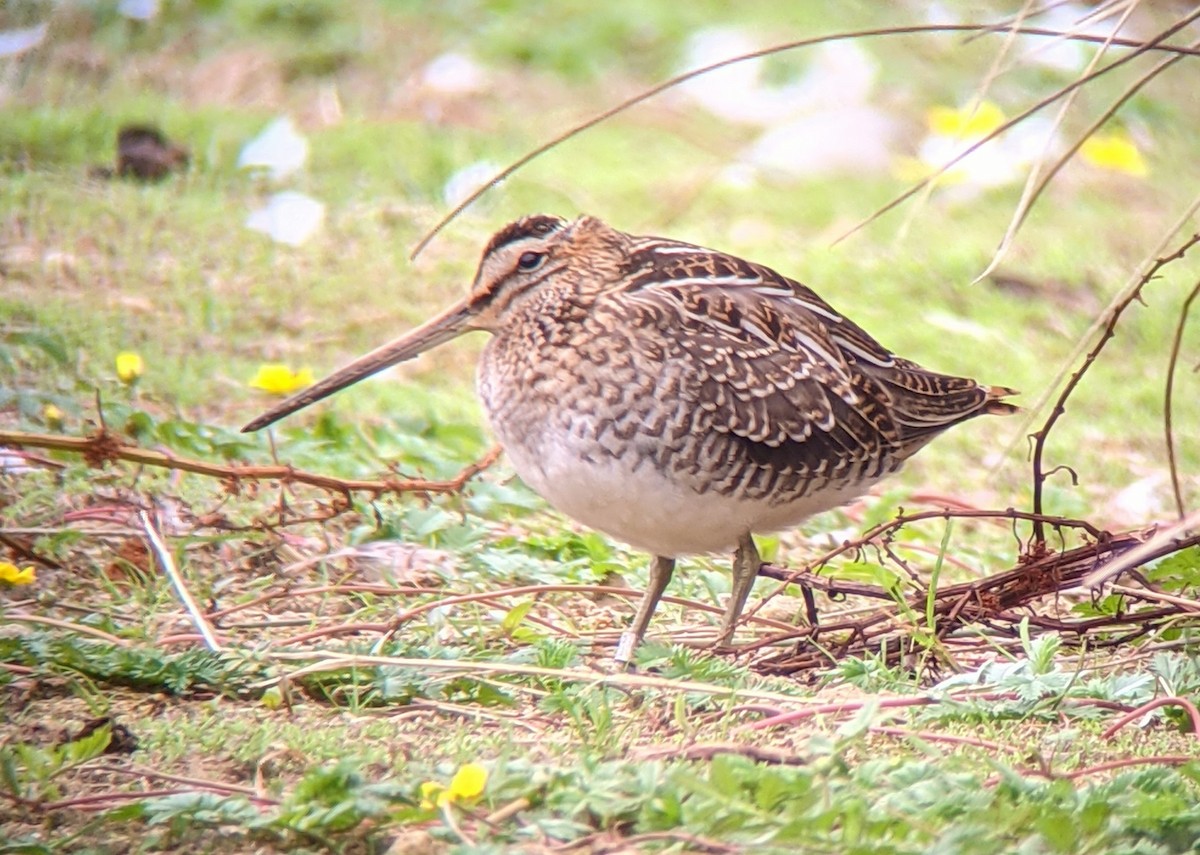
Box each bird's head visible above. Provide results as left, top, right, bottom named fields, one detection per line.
left=242, top=213, right=615, bottom=432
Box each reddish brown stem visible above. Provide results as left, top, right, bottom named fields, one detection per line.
left=0, top=429, right=500, bottom=498
left=1100, top=696, right=1200, bottom=739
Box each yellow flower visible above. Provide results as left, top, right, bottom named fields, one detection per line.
left=927, top=101, right=1005, bottom=138
left=115, top=351, right=144, bottom=384
left=43, top=404, right=64, bottom=429
left=261, top=687, right=283, bottom=710
left=892, top=155, right=966, bottom=185
left=447, top=763, right=487, bottom=800
left=0, top=562, right=36, bottom=586
left=419, top=781, right=445, bottom=811
left=249, top=364, right=314, bottom=396
left=419, top=763, right=488, bottom=810
left=1080, top=132, right=1148, bottom=177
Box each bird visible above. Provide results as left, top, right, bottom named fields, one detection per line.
left=243, top=214, right=1017, bottom=663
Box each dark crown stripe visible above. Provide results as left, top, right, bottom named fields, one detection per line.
left=482, top=214, right=566, bottom=258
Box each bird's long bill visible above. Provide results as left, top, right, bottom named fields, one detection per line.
left=241, top=298, right=474, bottom=432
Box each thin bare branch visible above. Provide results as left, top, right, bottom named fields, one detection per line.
left=1030, top=232, right=1200, bottom=543
left=839, top=7, right=1200, bottom=246
left=749, top=521, right=1200, bottom=675
left=262, top=650, right=812, bottom=707
left=1099, top=696, right=1200, bottom=738
left=1059, top=755, right=1196, bottom=780
left=996, top=192, right=1200, bottom=476
left=632, top=742, right=807, bottom=765
left=0, top=429, right=501, bottom=498
left=140, top=510, right=222, bottom=651
left=966, top=0, right=1133, bottom=47
left=1111, top=584, right=1200, bottom=613
left=1080, top=509, right=1200, bottom=588
left=1164, top=277, right=1200, bottom=519
left=976, top=3, right=1146, bottom=281
left=92, top=762, right=265, bottom=797
left=3, top=612, right=132, bottom=646
left=409, top=21, right=1200, bottom=259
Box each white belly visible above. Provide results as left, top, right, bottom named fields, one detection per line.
left=500, top=427, right=874, bottom=557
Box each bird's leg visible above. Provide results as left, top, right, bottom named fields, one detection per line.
left=717, top=533, right=761, bottom=646
left=615, top=555, right=675, bottom=667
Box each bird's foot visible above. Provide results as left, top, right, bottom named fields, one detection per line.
left=614, top=630, right=639, bottom=671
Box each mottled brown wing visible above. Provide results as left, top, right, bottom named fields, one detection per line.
left=614, top=243, right=898, bottom=478
left=617, top=240, right=1010, bottom=473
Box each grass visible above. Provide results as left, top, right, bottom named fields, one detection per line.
left=3, top=0, right=1200, bottom=852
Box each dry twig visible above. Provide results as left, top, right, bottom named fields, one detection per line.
left=410, top=21, right=1200, bottom=258
left=139, top=510, right=222, bottom=651
left=0, top=429, right=501, bottom=498
left=1030, top=233, right=1200, bottom=543
left=1099, top=696, right=1200, bottom=739
left=1164, top=276, right=1200, bottom=519
left=749, top=518, right=1200, bottom=675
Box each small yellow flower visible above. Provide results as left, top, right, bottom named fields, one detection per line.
left=43, top=404, right=64, bottom=429
left=1080, top=132, right=1148, bottom=177
left=892, top=155, right=967, bottom=185
left=261, top=687, right=283, bottom=710
left=419, top=781, right=445, bottom=811
left=446, top=763, right=487, bottom=800
left=0, top=561, right=36, bottom=586
left=249, top=364, right=314, bottom=396
left=116, top=352, right=144, bottom=384
left=419, top=763, right=488, bottom=810
left=927, top=101, right=1005, bottom=138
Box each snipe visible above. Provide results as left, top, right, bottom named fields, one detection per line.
left=244, top=215, right=1017, bottom=663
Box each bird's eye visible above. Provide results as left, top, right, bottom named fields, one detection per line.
left=517, top=251, right=546, bottom=272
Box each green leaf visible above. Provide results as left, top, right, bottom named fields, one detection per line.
left=836, top=697, right=880, bottom=740
left=0, top=750, right=19, bottom=797
left=7, top=329, right=70, bottom=365
left=1147, top=545, right=1200, bottom=591
left=62, top=725, right=111, bottom=764
left=500, top=599, right=534, bottom=634
left=821, top=561, right=904, bottom=594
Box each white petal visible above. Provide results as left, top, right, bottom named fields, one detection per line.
left=741, top=106, right=896, bottom=179
left=238, top=117, right=309, bottom=180
left=0, top=448, right=35, bottom=475
left=118, top=0, right=160, bottom=21
left=246, top=192, right=325, bottom=246
left=676, top=29, right=879, bottom=127
left=1109, top=475, right=1165, bottom=525
left=421, top=52, right=487, bottom=94
left=790, top=43, right=878, bottom=111
left=676, top=28, right=790, bottom=126
left=442, top=161, right=501, bottom=208
left=0, top=23, right=47, bottom=58
left=1019, top=4, right=1127, bottom=72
